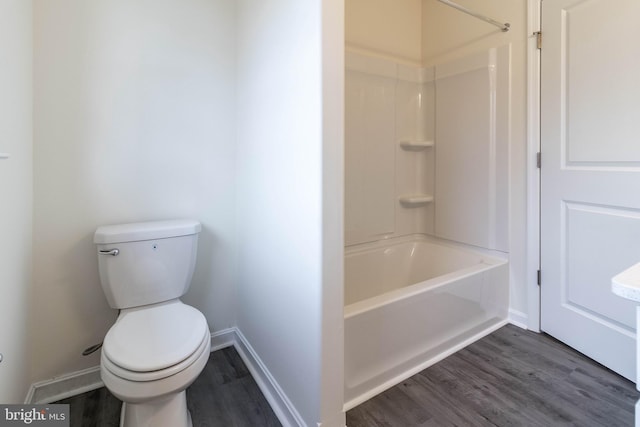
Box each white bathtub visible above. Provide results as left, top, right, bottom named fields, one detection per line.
left=344, top=235, right=509, bottom=410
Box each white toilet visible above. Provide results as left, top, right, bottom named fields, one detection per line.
left=94, top=220, right=211, bottom=427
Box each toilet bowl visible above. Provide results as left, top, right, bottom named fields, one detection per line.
left=94, top=220, right=209, bottom=427
left=101, top=301, right=210, bottom=427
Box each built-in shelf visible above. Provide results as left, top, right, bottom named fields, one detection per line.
left=399, top=194, right=434, bottom=207
left=399, top=140, right=434, bottom=151
left=0, top=153, right=9, bottom=159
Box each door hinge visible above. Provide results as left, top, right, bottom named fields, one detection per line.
left=537, top=270, right=541, bottom=286
left=536, top=152, right=541, bottom=168
left=534, top=31, right=542, bottom=49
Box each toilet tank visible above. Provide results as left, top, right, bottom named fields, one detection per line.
left=94, top=220, right=201, bottom=309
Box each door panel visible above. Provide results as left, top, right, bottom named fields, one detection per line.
left=541, top=0, right=640, bottom=381
left=564, top=202, right=640, bottom=329
left=562, top=0, right=640, bottom=163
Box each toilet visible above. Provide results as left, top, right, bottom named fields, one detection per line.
left=94, top=220, right=210, bottom=427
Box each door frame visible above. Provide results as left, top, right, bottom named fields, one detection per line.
left=526, top=0, right=542, bottom=332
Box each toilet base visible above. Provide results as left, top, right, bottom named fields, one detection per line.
left=119, top=391, right=192, bottom=427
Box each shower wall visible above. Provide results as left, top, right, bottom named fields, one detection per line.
left=345, top=53, right=435, bottom=246
left=421, top=0, right=530, bottom=322
left=345, top=47, right=509, bottom=252
left=346, top=0, right=530, bottom=324
left=344, top=0, right=514, bottom=257
left=434, top=47, right=509, bottom=251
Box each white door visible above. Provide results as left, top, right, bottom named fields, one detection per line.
left=541, top=0, right=640, bottom=381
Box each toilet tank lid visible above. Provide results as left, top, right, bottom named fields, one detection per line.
left=94, top=220, right=201, bottom=244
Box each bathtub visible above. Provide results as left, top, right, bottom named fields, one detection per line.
left=344, top=235, right=509, bottom=410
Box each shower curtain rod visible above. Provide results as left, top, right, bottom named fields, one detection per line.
left=436, top=0, right=510, bottom=32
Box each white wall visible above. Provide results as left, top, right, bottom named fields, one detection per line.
left=235, top=0, right=344, bottom=425
left=422, top=0, right=529, bottom=318
left=32, top=0, right=237, bottom=383
left=0, top=0, right=33, bottom=403
left=345, top=0, right=423, bottom=64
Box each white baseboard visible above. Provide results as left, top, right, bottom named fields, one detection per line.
left=232, top=328, right=305, bottom=427
left=24, top=330, right=236, bottom=405
left=25, top=366, right=103, bottom=404
left=24, top=328, right=303, bottom=427
left=210, top=327, right=236, bottom=352
left=211, top=328, right=308, bottom=426
left=508, top=308, right=529, bottom=330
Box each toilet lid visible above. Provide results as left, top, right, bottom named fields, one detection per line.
left=103, top=302, right=208, bottom=372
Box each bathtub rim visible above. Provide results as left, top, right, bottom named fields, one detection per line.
left=344, top=234, right=508, bottom=319
left=345, top=233, right=507, bottom=260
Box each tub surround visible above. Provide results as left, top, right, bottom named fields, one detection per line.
left=345, top=46, right=509, bottom=253
left=434, top=46, right=510, bottom=251
left=345, top=51, right=434, bottom=246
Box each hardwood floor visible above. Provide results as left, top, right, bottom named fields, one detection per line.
left=56, top=347, right=281, bottom=427
left=347, top=324, right=639, bottom=427
left=57, top=325, right=638, bottom=427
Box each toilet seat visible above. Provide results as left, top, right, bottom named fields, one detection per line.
left=103, top=301, right=209, bottom=381
left=102, top=331, right=210, bottom=382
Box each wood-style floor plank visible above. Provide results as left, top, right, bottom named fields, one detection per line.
left=56, top=347, right=280, bottom=427
left=347, top=324, right=639, bottom=427
left=57, top=325, right=638, bottom=427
